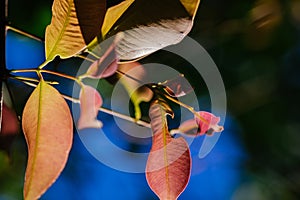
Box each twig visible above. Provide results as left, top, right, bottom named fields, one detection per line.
left=62, top=95, right=151, bottom=128
left=18, top=79, right=151, bottom=129
left=10, top=68, right=81, bottom=84
left=6, top=25, right=43, bottom=42
left=76, top=55, right=95, bottom=63
left=10, top=76, right=59, bottom=85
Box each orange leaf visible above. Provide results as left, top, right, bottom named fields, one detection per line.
left=22, top=81, right=73, bottom=200
left=77, top=84, right=103, bottom=130
left=146, top=102, right=191, bottom=200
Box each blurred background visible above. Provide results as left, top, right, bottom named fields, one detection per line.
left=1, top=0, right=300, bottom=199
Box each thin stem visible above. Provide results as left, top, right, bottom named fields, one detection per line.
left=100, top=107, right=151, bottom=128
left=10, top=68, right=81, bottom=84
left=10, top=76, right=59, bottom=85
left=10, top=69, right=37, bottom=73
left=116, top=69, right=209, bottom=124
left=164, top=94, right=208, bottom=124
left=117, top=54, right=149, bottom=64
left=38, top=61, right=49, bottom=70
left=22, top=81, right=38, bottom=88
left=6, top=25, right=43, bottom=42
left=19, top=79, right=151, bottom=129
left=116, top=70, right=144, bottom=84
left=62, top=95, right=150, bottom=128
left=85, top=49, right=100, bottom=59
left=164, top=94, right=195, bottom=113
left=40, top=69, right=79, bottom=83
left=76, top=54, right=95, bottom=63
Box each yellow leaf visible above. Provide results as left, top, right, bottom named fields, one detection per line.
left=179, top=0, right=201, bottom=17
left=101, top=0, right=135, bottom=38
left=22, top=81, right=73, bottom=200
left=45, top=0, right=106, bottom=62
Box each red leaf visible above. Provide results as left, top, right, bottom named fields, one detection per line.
left=172, top=111, right=224, bottom=137
left=85, top=43, right=119, bottom=79
left=1, top=103, right=19, bottom=136
left=162, top=74, right=193, bottom=97
left=77, top=84, right=103, bottom=129
left=195, top=111, right=223, bottom=135
left=146, top=102, right=191, bottom=200
left=22, top=81, right=73, bottom=200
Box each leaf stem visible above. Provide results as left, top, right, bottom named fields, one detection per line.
left=164, top=94, right=208, bottom=124
left=10, top=76, right=59, bottom=85
left=40, top=69, right=80, bottom=83
left=100, top=107, right=151, bottom=128
left=115, top=69, right=209, bottom=125
left=85, top=49, right=100, bottom=59
left=17, top=79, right=151, bottom=129
left=76, top=55, right=95, bottom=63
left=6, top=25, right=43, bottom=42
left=63, top=95, right=151, bottom=128
left=116, top=70, right=143, bottom=84
left=10, top=68, right=81, bottom=84
left=38, top=61, right=49, bottom=70
left=10, top=69, right=37, bottom=73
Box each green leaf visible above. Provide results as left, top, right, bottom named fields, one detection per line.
left=118, top=62, right=153, bottom=121
left=45, top=0, right=106, bottom=62
left=22, top=81, right=73, bottom=200
left=146, top=101, right=191, bottom=200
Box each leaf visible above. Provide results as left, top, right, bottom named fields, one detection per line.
left=169, top=118, right=198, bottom=137
left=103, top=0, right=201, bottom=61
left=45, top=0, right=106, bottom=62
left=0, top=103, right=19, bottom=136
left=118, top=62, right=153, bottom=120
left=171, top=111, right=224, bottom=137
left=146, top=101, right=191, bottom=200
left=195, top=111, right=223, bottom=135
left=22, top=81, right=73, bottom=200
left=83, top=43, right=119, bottom=79
left=0, top=102, right=19, bottom=154
left=161, top=74, right=193, bottom=97
left=74, top=0, right=106, bottom=45
left=101, top=0, right=135, bottom=37
left=77, top=84, right=103, bottom=130
left=179, top=0, right=200, bottom=17
left=0, top=83, right=19, bottom=154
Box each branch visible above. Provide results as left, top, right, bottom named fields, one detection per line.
left=16, top=78, right=151, bottom=129
left=6, top=26, right=43, bottom=42
left=62, top=95, right=151, bottom=128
